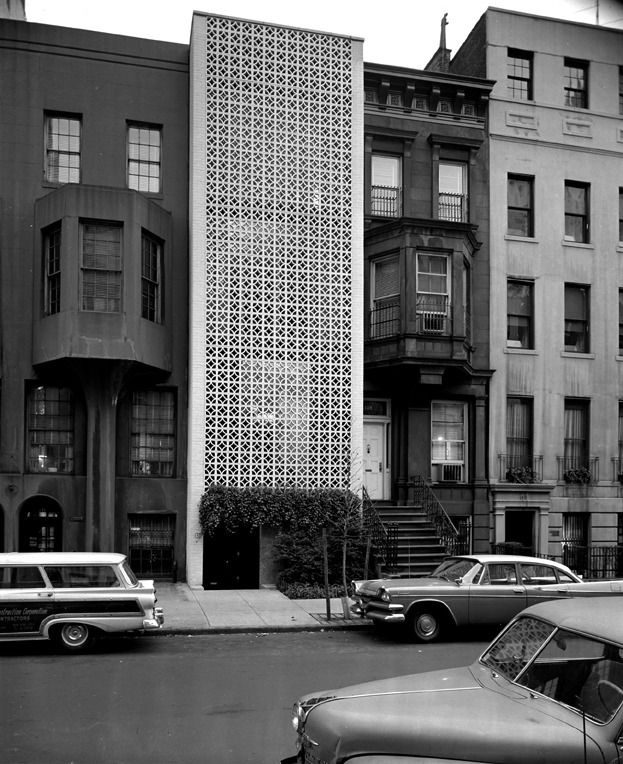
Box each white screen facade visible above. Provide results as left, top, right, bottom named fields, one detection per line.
left=188, top=14, right=363, bottom=584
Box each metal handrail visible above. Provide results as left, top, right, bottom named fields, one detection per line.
left=361, top=487, right=398, bottom=573
left=411, top=475, right=462, bottom=555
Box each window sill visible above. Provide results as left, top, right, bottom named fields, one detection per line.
left=561, top=351, right=595, bottom=359
left=562, top=240, right=594, bottom=250
left=504, top=234, right=538, bottom=244
left=504, top=346, right=537, bottom=354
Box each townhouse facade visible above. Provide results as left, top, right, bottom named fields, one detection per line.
left=0, top=14, right=190, bottom=578
left=451, top=9, right=623, bottom=567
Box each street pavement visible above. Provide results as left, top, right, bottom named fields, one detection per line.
left=153, top=582, right=372, bottom=635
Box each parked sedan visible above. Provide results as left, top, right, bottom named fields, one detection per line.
left=351, top=554, right=623, bottom=641
left=282, top=598, right=623, bottom=764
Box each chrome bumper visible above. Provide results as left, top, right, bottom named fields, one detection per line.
left=143, top=607, right=164, bottom=630
left=350, top=600, right=405, bottom=624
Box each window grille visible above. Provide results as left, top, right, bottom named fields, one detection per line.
left=44, top=225, right=62, bottom=315
left=81, top=223, right=122, bottom=312
left=45, top=114, right=81, bottom=184
left=141, top=231, right=161, bottom=322
left=131, top=391, right=175, bottom=477
left=28, top=386, right=74, bottom=473
left=128, top=124, right=162, bottom=193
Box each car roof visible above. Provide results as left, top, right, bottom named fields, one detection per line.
left=0, top=552, right=127, bottom=565
left=449, top=554, right=571, bottom=568
left=517, top=597, right=623, bottom=645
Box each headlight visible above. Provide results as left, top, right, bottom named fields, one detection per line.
left=378, top=587, right=391, bottom=602
left=291, top=701, right=305, bottom=732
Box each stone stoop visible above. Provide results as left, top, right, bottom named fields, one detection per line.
left=376, top=504, right=447, bottom=578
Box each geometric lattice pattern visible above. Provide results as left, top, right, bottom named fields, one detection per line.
left=199, top=16, right=358, bottom=489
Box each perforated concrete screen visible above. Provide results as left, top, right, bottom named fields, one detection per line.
left=189, top=14, right=363, bottom=520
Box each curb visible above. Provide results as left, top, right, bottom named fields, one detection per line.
left=146, top=617, right=374, bottom=637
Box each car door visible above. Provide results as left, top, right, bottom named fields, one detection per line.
left=0, top=565, right=54, bottom=636
left=520, top=563, right=573, bottom=608
left=467, top=562, right=527, bottom=625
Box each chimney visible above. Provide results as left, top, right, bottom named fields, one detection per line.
left=0, top=0, right=26, bottom=20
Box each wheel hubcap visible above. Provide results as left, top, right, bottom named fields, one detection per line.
left=418, top=614, right=436, bottom=635
left=65, top=625, right=87, bottom=644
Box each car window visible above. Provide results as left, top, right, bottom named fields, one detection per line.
left=430, top=558, right=479, bottom=581
left=517, top=631, right=623, bottom=723
left=482, top=563, right=517, bottom=585
left=520, top=564, right=558, bottom=585
left=44, top=565, right=120, bottom=588
left=481, top=616, right=555, bottom=679
left=557, top=570, right=577, bottom=583
left=0, top=566, right=46, bottom=589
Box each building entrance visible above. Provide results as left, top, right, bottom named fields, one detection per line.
left=505, top=510, right=534, bottom=553
left=19, top=498, right=62, bottom=552
left=203, top=525, right=260, bottom=589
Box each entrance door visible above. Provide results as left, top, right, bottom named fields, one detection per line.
left=19, top=500, right=62, bottom=552
left=129, top=514, right=175, bottom=579
left=203, top=525, right=260, bottom=589
left=506, top=511, right=534, bottom=554
left=363, top=421, right=387, bottom=500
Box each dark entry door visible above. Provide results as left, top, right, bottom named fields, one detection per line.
left=506, top=510, right=534, bottom=553
left=19, top=501, right=62, bottom=552
left=128, top=514, right=175, bottom=579
left=203, top=526, right=259, bottom=589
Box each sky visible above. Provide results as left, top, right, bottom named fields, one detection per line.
left=23, top=0, right=623, bottom=69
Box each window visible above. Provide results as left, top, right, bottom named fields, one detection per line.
left=564, top=182, right=589, bottom=243
left=619, top=188, right=623, bottom=244
left=507, top=175, right=534, bottom=237
left=141, top=231, right=162, bottom=322
left=417, top=254, right=449, bottom=334
left=564, top=59, right=588, bottom=108
left=131, top=391, right=175, bottom=477
left=506, top=397, right=533, bottom=468
left=431, top=401, right=465, bottom=482
left=564, top=284, right=589, bottom=352
left=127, top=123, right=162, bottom=193
left=619, top=403, right=623, bottom=473
left=370, top=255, right=399, bottom=337
left=81, top=222, right=122, bottom=312
left=507, top=280, right=533, bottom=349
left=43, top=224, right=62, bottom=316
left=28, top=386, right=74, bottom=474
left=45, top=113, right=81, bottom=184
left=619, top=291, right=623, bottom=353
left=620, top=67, right=623, bottom=115
left=438, top=162, right=467, bottom=222
left=564, top=399, right=589, bottom=469
left=507, top=49, right=532, bottom=100
left=371, top=155, right=401, bottom=217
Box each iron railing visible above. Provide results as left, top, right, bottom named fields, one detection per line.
left=562, top=546, right=623, bottom=579
left=412, top=476, right=468, bottom=555
left=438, top=192, right=468, bottom=222
left=498, top=454, right=543, bottom=482
left=557, top=456, right=599, bottom=483
left=369, top=301, right=400, bottom=338
left=361, top=488, right=398, bottom=573
left=371, top=185, right=402, bottom=218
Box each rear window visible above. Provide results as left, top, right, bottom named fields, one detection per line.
left=0, top=566, right=46, bottom=589
left=44, top=565, right=120, bottom=588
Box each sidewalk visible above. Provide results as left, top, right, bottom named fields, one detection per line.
left=152, top=582, right=372, bottom=635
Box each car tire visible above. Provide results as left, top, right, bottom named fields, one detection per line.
left=54, top=623, right=95, bottom=652
left=407, top=606, right=443, bottom=643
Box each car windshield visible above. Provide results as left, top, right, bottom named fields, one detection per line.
left=481, top=616, right=623, bottom=724
left=429, top=558, right=479, bottom=582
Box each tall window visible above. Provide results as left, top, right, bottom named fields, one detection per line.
left=431, top=401, right=466, bottom=482
left=81, top=223, right=122, bottom=313
left=619, top=188, right=623, bottom=244
left=417, top=254, right=449, bottom=333
left=141, top=231, right=162, bottom=322
left=370, top=255, right=399, bottom=338
left=619, top=67, right=623, bottom=115
left=507, top=280, right=533, bottom=349
left=507, top=49, right=532, bottom=100
left=28, top=386, right=74, bottom=474
left=564, top=284, right=589, bottom=353
left=619, top=290, right=623, bottom=354
left=564, top=59, right=588, bottom=108
left=507, top=175, right=534, bottom=237
left=506, top=397, right=533, bottom=468
left=127, top=123, right=162, bottom=193
left=371, top=155, right=401, bottom=217
left=438, top=162, right=467, bottom=222
left=619, top=403, right=623, bottom=472
left=564, top=399, right=589, bottom=469
left=44, top=224, right=62, bottom=316
left=131, top=391, right=175, bottom=477
left=45, top=114, right=81, bottom=184
left=564, top=182, right=589, bottom=243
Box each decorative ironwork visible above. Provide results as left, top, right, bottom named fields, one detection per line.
left=369, top=301, right=400, bottom=338
left=498, top=454, right=543, bottom=483
left=371, top=185, right=402, bottom=217
left=412, top=476, right=466, bottom=555
left=562, top=546, right=623, bottom=579
left=362, top=488, right=398, bottom=573
left=196, top=16, right=359, bottom=489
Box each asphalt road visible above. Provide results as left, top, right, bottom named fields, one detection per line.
left=0, top=628, right=493, bottom=764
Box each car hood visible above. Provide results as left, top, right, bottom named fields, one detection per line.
left=300, top=665, right=604, bottom=764
left=355, top=576, right=455, bottom=595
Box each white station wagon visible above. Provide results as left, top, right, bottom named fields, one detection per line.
left=0, top=552, right=164, bottom=651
